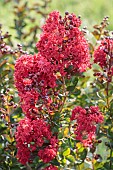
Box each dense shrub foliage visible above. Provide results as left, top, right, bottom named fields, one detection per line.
left=0, top=2, right=113, bottom=170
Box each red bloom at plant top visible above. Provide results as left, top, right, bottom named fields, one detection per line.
left=15, top=117, right=58, bottom=165
left=71, top=106, right=103, bottom=147
left=94, top=37, right=113, bottom=72
left=14, top=11, right=91, bottom=118
left=36, top=11, right=90, bottom=75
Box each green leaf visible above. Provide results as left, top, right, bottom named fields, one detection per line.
left=63, top=148, right=70, bottom=157
left=73, top=89, right=81, bottom=96
left=52, top=159, right=60, bottom=166
left=66, top=155, right=75, bottom=162
left=107, top=127, right=113, bottom=139
left=62, top=158, right=67, bottom=164
left=78, top=148, right=87, bottom=160
left=94, top=162, right=104, bottom=169
left=0, top=127, right=7, bottom=135
left=71, top=76, right=78, bottom=85
left=4, top=134, right=15, bottom=143
left=67, top=85, right=75, bottom=91
left=1, top=70, right=10, bottom=79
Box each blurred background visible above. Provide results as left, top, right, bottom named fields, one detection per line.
left=0, top=0, right=113, bottom=31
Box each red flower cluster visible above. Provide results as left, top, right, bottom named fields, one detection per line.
left=43, top=165, right=58, bottom=170
left=36, top=11, right=90, bottom=76
left=71, top=106, right=103, bottom=147
left=15, top=117, right=58, bottom=165
left=14, top=53, right=57, bottom=93
left=14, top=11, right=90, bottom=118
left=94, top=37, right=113, bottom=72
left=14, top=53, right=57, bottom=117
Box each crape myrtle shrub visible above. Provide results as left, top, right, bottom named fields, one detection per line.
left=0, top=7, right=113, bottom=170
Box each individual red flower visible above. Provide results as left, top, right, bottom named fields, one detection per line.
left=15, top=117, right=58, bottom=165
left=71, top=106, right=103, bottom=147
left=42, top=165, right=58, bottom=170
left=23, top=78, right=32, bottom=86
left=36, top=11, right=90, bottom=76
left=94, top=37, right=113, bottom=70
